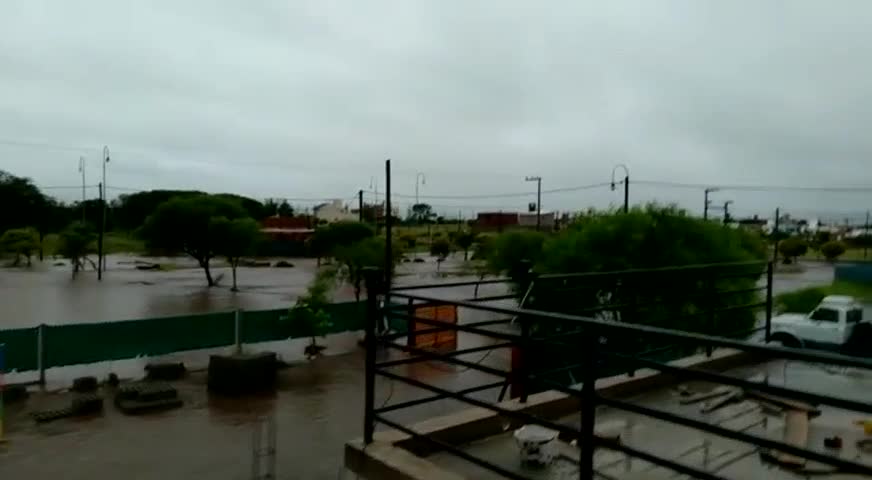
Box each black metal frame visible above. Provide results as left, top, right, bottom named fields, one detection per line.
left=361, top=263, right=872, bottom=479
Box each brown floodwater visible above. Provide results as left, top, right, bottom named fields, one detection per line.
left=0, top=257, right=837, bottom=478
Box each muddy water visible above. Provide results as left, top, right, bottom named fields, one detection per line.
left=0, top=255, right=494, bottom=328
left=0, top=306, right=515, bottom=480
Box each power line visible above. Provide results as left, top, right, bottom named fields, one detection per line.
left=0, top=138, right=98, bottom=153
left=363, top=181, right=611, bottom=200
left=635, top=180, right=872, bottom=193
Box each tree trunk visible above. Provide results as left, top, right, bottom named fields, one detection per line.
left=201, top=259, right=214, bottom=287
left=38, top=231, right=44, bottom=261
left=231, top=261, right=238, bottom=291
left=464, top=249, right=469, bottom=261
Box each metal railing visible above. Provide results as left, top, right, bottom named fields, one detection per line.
left=360, top=263, right=872, bottom=479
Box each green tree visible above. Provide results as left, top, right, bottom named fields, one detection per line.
left=454, top=230, right=477, bottom=261
left=820, top=241, right=846, bottom=262
left=1, top=227, right=39, bottom=266
left=140, top=195, right=249, bottom=286
left=430, top=237, right=452, bottom=272
left=308, top=221, right=375, bottom=265
left=408, top=203, right=435, bottom=224
left=778, top=237, right=808, bottom=264
left=58, top=221, right=96, bottom=277
left=288, top=268, right=336, bottom=357
left=212, top=217, right=262, bottom=291
left=809, top=231, right=832, bottom=254
left=333, top=237, right=404, bottom=301
left=399, top=233, right=417, bottom=250
left=487, top=230, right=547, bottom=280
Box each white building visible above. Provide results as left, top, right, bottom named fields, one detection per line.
left=313, top=199, right=357, bottom=223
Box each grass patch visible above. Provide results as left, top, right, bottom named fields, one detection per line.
left=775, top=281, right=872, bottom=313
left=102, top=233, right=145, bottom=254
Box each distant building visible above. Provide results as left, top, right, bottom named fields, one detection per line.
left=475, top=211, right=555, bottom=231
left=518, top=212, right=555, bottom=229
left=260, top=216, right=314, bottom=256
left=313, top=199, right=356, bottom=223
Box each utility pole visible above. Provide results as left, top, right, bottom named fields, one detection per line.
left=772, top=208, right=780, bottom=264
left=723, top=200, right=733, bottom=225
left=358, top=189, right=364, bottom=222
left=525, top=176, right=542, bottom=231
left=865, top=211, right=870, bottom=260
left=78, top=156, right=86, bottom=221
left=611, top=164, right=630, bottom=213
left=97, top=182, right=104, bottom=281
left=703, top=187, right=719, bottom=220
left=101, top=146, right=110, bottom=275
left=415, top=173, right=426, bottom=206
left=385, top=160, right=393, bottom=288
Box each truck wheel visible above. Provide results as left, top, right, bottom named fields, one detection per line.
left=771, top=333, right=801, bottom=349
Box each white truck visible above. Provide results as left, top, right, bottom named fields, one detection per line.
left=770, top=295, right=866, bottom=352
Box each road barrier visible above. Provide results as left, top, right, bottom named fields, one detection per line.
left=0, top=301, right=367, bottom=378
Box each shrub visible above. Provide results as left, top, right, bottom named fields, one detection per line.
left=778, top=237, right=807, bottom=264
left=820, top=241, right=846, bottom=261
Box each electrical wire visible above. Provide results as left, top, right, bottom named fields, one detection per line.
left=635, top=180, right=872, bottom=193
left=363, top=181, right=612, bottom=200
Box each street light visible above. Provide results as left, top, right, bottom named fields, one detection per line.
left=78, top=156, right=86, bottom=221
left=723, top=200, right=734, bottom=225
left=610, top=164, right=630, bottom=213
left=415, top=173, right=426, bottom=206
left=703, top=187, right=719, bottom=220
left=526, top=176, right=542, bottom=231
left=98, top=146, right=110, bottom=280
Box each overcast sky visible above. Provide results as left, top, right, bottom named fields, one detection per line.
left=2, top=1, right=871, bottom=220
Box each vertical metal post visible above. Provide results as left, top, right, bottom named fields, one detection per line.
left=536, top=177, right=542, bottom=231
left=623, top=176, right=629, bottom=214
left=772, top=208, right=780, bottom=264
left=358, top=189, right=364, bottom=222
left=363, top=268, right=381, bottom=444
left=579, top=332, right=598, bottom=479
left=385, top=160, right=393, bottom=288
left=234, top=310, right=242, bottom=355
left=518, top=315, right=530, bottom=403
left=37, top=324, right=46, bottom=388
left=97, top=182, right=104, bottom=281
left=765, top=261, right=774, bottom=343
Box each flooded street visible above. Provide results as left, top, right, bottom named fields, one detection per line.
left=0, top=259, right=839, bottom=479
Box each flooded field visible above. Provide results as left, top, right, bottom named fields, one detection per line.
left=0, top=254, right=492, bottom=328
left=0, top=258, right=838, bottom=479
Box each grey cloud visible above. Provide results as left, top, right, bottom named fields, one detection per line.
left=1, top=0, right=871, bottom=219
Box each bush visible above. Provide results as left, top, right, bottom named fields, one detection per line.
left=430, top=238, right=452, bottom=259
left=775, top=287, right=828, bottom=313
left=778, top=237, right=807, bottom=264
left=820, top=241, right=846, bottom=261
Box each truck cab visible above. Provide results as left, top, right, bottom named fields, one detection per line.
left=770, top=295, right=865, bottom=351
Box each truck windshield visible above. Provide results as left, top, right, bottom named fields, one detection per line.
left=810, top=307, right=839, bottom=322
left=847, top=308, right=863, bottom=323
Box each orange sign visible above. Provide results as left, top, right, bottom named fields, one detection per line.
left=410, top=304, right=458, bottom=350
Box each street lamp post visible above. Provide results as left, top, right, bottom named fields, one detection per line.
left=78, top=156, right=86, bottom=221
left=415, top=173, right=426, bottom=206
left=525, top=176, right=542, bottom=231
left=703, top=187, right=719, bottom=220
left=98, top=146, right=110, bottom=280
left=723, top=200, right=734, bottom=225
left=610, top=164, right=630, bottom=213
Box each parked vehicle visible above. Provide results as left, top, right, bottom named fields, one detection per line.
left=770, top=295, right=866, bottom=352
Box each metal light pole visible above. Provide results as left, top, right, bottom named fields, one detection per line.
left=610, top=164, right=630, bottom=213
left=703, top=187, right=719, bottom=220
left=414, top=173, right=426, bottom=206
left=99, top=146, right=110, bottom=278
left=525, top=176, right=542, bottom=231
left=78, top=156, right=86, bottom=221
left=723, top=200, right=733, bottom=225
left=865, top=211, right=870, bottom=260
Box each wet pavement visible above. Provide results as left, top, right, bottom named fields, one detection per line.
left=430, top=360, right=872, bottom=479
left=0, top=299, right=514, bottom=480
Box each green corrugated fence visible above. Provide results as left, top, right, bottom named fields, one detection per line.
left=0, top=301, right=366, bottom=374
left=0, top=327, right=39, bottom=372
